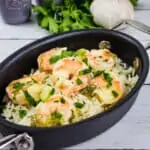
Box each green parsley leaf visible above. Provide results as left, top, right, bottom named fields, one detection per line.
left=13, top=82, right=25, bottom=90
left=61, top=51, right=74, bottom=58
left=82, top=58, right=88, bottom=65
left=103, top=72, right=113, bottom=87
left=53, top=112, right=62, bottom=119
left=80, top=85, right=96, bottom=97
left=23, top=91, right=36, bottom=106
left=76, top=78, right=83, bottom=85
left=19, top=109, right=27, bottom=119
left=130, top=0, right=138, bottom=7
left=74, top=102, right=85, bottom=109
left=75, top=49, right=87, bottom=57
left=79, top=68, right=91, bottom=75
left=93, top=70, right=104, bottom=77
left=49, top=55, right=62, bottom=64
left=50, top=88, right=55, bottom=96
left=61, top=97, right=66, bottom=104
left=112, top=90, right=119, bottom=98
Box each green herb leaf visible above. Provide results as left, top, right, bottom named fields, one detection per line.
left=53, top=112, right=62, bottom=119
left=13, top=82, right=25, bottom=90
left=32, top=0, right=102, bottom=34
left=76, top=78, right=83, bottom=85
left=48, top=17, right=59, bottom=33
left=61, top=97, right=66, bottom=104
left=75, top=49, right=87, bottom=57
left=82, top=58, right=88, bottom=65
left=103, top=72, right=113, bottom=87
left=61, top=50, right=74, bottom=58
left=23, top=91, right=36, bottom=106
left=32, top=5, right=48, bottom=16
left=49, top=55, right=62, bottom=64
left=50, top=88, right=55, bottom=96
left=19, top=109, right=27, bottom=119
left=80, top=85, right=96, bottom=97
left=79, top=68, right=91, bottom=75
left=40, top=17, right=49, bottom=28
left=130, top=0, right=138, bottom=7
left=93, top=70, right=104, bottom=77
left=112, top=90, right=119, bottom=98
left=74, top=102, right=85, bottom=109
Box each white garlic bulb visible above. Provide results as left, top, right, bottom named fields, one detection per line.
left=90, top=0, right=134, bottom=29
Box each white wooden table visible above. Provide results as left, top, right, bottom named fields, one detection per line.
left=0, top=0, right=150, bottom=149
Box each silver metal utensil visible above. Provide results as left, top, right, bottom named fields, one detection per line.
left=126, top=20, right=150, bottom=35
left=0, top=133, right=34, bottom=150
left=112, top=20, right=150, bottom=35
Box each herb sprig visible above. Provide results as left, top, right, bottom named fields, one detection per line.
left=33, top=0, right=101, bottom=34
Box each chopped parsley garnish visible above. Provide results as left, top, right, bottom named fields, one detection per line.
left=82, top=58, right=88, bottom=65
left=23, top=91, right=36, bottom=106
left=31, top=78, right=38, bottom=83
left=49, top=55, right=62, bottom=64
left=103, top=72, right=113, bottom=87
left=93, top=70, right=104, bottom=77
left=53, top=112, right=62, bottom=119
left=80, top=85, right=96, bottom=97
left=61, top=97, right=66, bottom=104
left=76, top=78, right=83, bottom=85
left=61, top=51, right=74, bottom=58
left=79, top=68, right=91, bottom=75
left=112, top=90, right=119, bottom=97
left=104, top=59, right=108, bottom=62
left=75, top=49, right=86, bottom=57
left=54, top=100, right=59, bottom=103
left=50, top=88, right=55, bottom=96
left=49, top=51, right=75, bottom=64
left=13, top=82, right=25, bottom=90
left=74, top=102, right=85, bottom=109
left=19, top=109, right=27, bottom=119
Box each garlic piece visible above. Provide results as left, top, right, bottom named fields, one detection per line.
left=90, top=0, right=134, bottom=29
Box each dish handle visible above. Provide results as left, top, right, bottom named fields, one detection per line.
left=0, top=133, right=34, bottom=150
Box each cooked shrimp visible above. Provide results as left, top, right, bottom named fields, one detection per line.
left=72, top=75, right=90, bottom=93
left=88, top=49, right=115, bottom=70
left=34, top=95, right=73, bottom=126
left=53, top=58, right=89, bottom=97
left=6, top=72, right=48, bottom=106
left=38, top=48, right=65, bottom=72
left=55, top=74, right=90, bottom=97
left=91, top=74, right=124, bottom=105
left=53, top=58, right=86, bottom=80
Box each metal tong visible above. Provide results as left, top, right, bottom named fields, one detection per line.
left=0, top=133, right=34, bottom=150
left=112, top=20, right=150, bottom=35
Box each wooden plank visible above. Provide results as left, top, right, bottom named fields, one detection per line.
left=0, top=40, right=34, bottom=61
left=0, top=15, right=48, bottom=40
left=68, top=85, right=150, bottom=149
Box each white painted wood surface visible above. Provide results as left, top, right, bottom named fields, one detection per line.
left=0, top=0, right=150, bottom=149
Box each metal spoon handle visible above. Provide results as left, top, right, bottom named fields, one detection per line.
left=126, top=20, right=150, bottom=35
left=0, top=133, right=34, bottom=150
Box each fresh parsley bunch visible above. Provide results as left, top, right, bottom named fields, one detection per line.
left=33, top=0, right=100, bottom=34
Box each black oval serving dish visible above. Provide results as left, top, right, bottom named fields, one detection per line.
left=0, top=29, right=149, bottom=150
